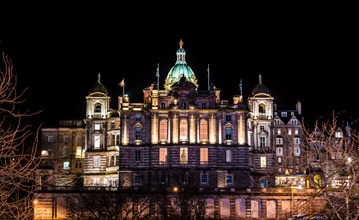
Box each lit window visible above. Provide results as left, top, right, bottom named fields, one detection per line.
left=180, top=148, right=188, bottom=164
left=76, top=146, right=82, bottom=157
left=159, top=120, right=168, bottom=142
left=179, top=120, right=188, bottom=141
left=63, top=161, right=70, bottom=170
left=200, top=148, right=208, bottom=164
left=294, top=147, right=301, bottom=156
left=94, top=135, right=101, bottom=149
left=199, top=120, right=208, bottom=141
left=288, top=129, right=292, bottom=135
left=281, top=112, right=287, bottom=117
left=226, top=150, right=232, bottom=162
left=95, top=124, right=101, bottom=130
left=226, top=174, right=233, bottom=185
left=159, top=148, right=167, bottom=164
left=277, top=129, right=281, bottom=135
left=260, top=156, right=266, bottom=168
left=277, top=157, right=282, bottom=163
left=295, top=129, right=299, bottom=135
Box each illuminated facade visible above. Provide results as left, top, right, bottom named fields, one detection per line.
left=35, top=40, right=313, bottom=219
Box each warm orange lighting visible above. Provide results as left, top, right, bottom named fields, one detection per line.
left=173, top=187, right=178, bottom=192
left=33, top=199, right=38, bottom=204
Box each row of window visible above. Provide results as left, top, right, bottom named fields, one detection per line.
left=47, top=135, right=83, bottom=145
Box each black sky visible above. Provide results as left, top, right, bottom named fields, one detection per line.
left=1, top=2, right=358, bottom=126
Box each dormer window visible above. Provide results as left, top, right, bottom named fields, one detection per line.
left=281, top=112, right=287, bottom=117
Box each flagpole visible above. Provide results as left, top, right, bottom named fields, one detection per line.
left=207, top=64, right=210, bottom=91
left=156, top=63, right=160, bottom=91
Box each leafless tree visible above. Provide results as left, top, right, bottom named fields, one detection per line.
left=0, top=52, right=41, bottom=218
left=66, top=188, right=152, bottom=219
left=303, top=112, right=359, bottom=219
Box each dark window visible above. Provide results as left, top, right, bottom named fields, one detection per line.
left=135, top=150, right=141, bottom=162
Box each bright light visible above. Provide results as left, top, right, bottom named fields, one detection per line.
left=173, top=187, right=178, bottom=192
left=348, top=157, right=352, bottom=163
left=33, top=199, right=38, bottom=204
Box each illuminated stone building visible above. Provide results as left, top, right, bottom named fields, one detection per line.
left=35, top=40, right=319, bottom=219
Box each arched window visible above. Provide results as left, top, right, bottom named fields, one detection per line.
left=159, top=120, right=168, bottom=142
left=95, top=104, right=101, bottom=113
left=199, top=120, right=208, bottom=141
left=259, top=103, right=266, bottom=113
left=179, top=119, right=188, bottom=141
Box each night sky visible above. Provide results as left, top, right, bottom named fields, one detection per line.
left=1, top=2, right=358, bottom=126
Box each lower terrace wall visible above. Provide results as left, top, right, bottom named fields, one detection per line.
left=34, top=188, right=324, bottom=220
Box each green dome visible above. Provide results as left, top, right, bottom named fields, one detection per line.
left=164, top=40, right=198, bottom=90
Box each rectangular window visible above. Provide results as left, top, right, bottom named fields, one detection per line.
left=226, top=174, right=233, bottom=185
left=200, top=148, right=208, bottom=164
left=260, top=156, right=266, bottom=168
left=63, top=161, right=70, bottom=170
left=135, top=150, right=141, bottom=162
left=95, top=124, right=101, bottom=130
left=111, top=121, right=115, bottom=129
left=160, top=174, right=167, bottom=184
left=277, top=157, right=282, bottom=163
left=200, top=173, right=208, bottom=184
left=260, top=179, right=267, bottom=188
left=160, top=102, right=166, bottom=109
left=135, top=128, right=141, bottom=140
left=226, top=150, right=232, bottom=162
left=225, top=115, right=231, bottom=122
left=277, top=129, right=281, bottom=135
left=76, top=146, right=82, bottom=157
left=134, top=175, right=142, bottom=185
left=94, top=135, right=101, bottom=149
left=64, top=135, right=69, bottom=143
left=288, top=129, right=292, bottom=135
left=116, top=134, right=120, bottom=145
left=276, top=137, right=283, bottom=145
left=181, top=173, right=188, bottom=184
left=93, top=156, right=100, bottom=168
left=76, top=135, right=82, bottom=145
left=276, top=147, right=283, bottom=155
left=295, top=129, right=299, bottom=135
left=180, top=148, right=188, bottom=164
left=260, top=125, right=265, bottom=131
left=201, top=102, right=207, bottom=109
left=294, top=147, right=301, bottom=156
left=110, top=155, right=115, bottom=166
left=48, top=135, right=54, bottom=143
left=294, top=137, right=300, bottom=145
left=225, top=128, right=232, bottom=140
left=260, top=136, right=266, bottom=147
left=135, top=114, right=141, bottom=122
left=159, top=148, right=168, bottom=164
left=180, top=102, right=187, bottom=109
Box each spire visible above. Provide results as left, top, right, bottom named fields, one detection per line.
left=98, top=73, right=101, bottom=83
left=259, top=74, right=262, bottom=84
left=176, top=39, right=186, bottom=64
